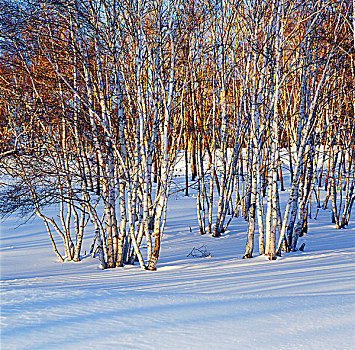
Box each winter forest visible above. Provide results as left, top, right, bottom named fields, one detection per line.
left=0, top=0, right=354, bottom=347
left=1, top=0, right=353, bottom=268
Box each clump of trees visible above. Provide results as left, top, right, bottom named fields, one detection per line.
left=0, top=0, right=353, bottom=270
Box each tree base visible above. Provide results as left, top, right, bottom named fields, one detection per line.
left=212, top=231, right=221, bottom=238
left=147, top=256, right=158, bottom=271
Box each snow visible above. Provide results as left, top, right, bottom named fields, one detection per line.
left=1, top=170, right=355, bottom=349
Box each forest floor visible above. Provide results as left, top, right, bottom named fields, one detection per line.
left=1, top=167, right=355, bottom=349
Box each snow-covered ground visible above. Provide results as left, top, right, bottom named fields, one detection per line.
left=1, top=169, right=355, bottom=349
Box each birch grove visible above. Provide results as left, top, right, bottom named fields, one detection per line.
left=0, top=0, right=353, bottom=270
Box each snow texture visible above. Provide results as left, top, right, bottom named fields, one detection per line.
left=1, top=168, right=355, bottom=349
